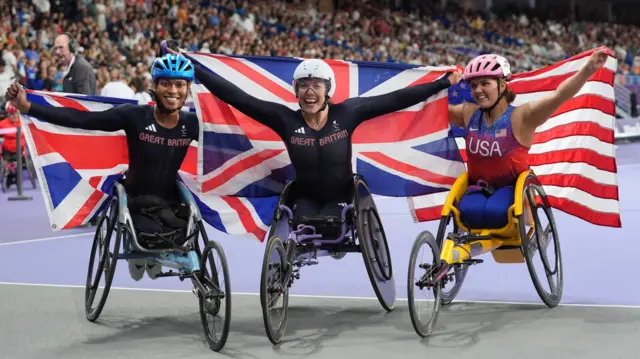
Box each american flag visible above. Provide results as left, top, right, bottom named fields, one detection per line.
left=410, top=47, right=622, bottom=228
left=185, top=52, right=466, bottom=240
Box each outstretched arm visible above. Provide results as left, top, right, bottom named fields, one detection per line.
left=6, top=83, right=127, bottom=131
left=193, top=62, right=291, bottom=135
left=517, top=49, right=609, bottom=129
left=347, top=74, right=454, bottom=125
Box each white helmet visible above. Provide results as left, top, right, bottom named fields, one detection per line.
left=292, top=59, right=336, bottom=98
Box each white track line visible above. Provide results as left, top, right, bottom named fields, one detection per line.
left=0, top=281, right=639, bottom=310
left=0, top=232, right=94, bottom=247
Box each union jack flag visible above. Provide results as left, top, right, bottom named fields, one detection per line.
left=19, top=91, right=198, bottom=230
left=185, top=52, right=466, bottom=240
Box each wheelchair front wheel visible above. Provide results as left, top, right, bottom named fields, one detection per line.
left=435, top=213, right=468, bottom=306
left=85, top=197, right=122, bottom=322
left=520, top=178, right=563, bottom=308
left=197, top=239, right=232, bottom=352
left=407, top=231, right=443, bottom=338
left=260, top=236, right=289, bottom=345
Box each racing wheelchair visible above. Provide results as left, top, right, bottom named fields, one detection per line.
left=84, top=179, right=231, bottom=352
left=407, top=170, right=563, bottom=338
left=0, top=148, right=37, bottom=192
left=259, top=174, right=395, bottom=345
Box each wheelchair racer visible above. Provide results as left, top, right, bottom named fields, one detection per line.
left=165, top=46, right=460, bottom=221
left=5, top=53, right=200, bottom=281
left=448, top=50, right=608, bottom=229
left=0, top=103, right=26, bottom=189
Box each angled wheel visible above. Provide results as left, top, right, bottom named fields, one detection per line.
left=85, top=196, right=122, bottom=322
left=407, top=231, right=443, bottom=338
left=25, top=155, right=37, bottom=189
left=519, top=173, right=563, bottom=308
left=435, top=212, right=469, bottom=306
left=197, top=233, right=231, bottom=352
left=260, top=236, right=289, bottom=345
left=354, top=178, right=395, bottom=312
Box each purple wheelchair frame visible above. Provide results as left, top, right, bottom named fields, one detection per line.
left=277, top=203, right=355, bottom=252
left=266, top=176, right=396, bottom=311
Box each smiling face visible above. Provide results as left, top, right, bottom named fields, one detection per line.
left=469, top=77, right=506, bottom=108
left=296, top=78, right=328, bottom=113
left=154, top=78, right=189, bottom=111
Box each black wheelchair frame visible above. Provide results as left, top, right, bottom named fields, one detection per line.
left=259, top=174, right=395, bottom=345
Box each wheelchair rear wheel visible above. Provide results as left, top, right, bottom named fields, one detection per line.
left=407, top=231, right=443, bottom=338
left=85, top=197, right=122, bottom=322
left=435, top=212, right=468, bottom=306
left=520, top=175, right=563, bottom=308
left=356, top=180, right=395, bottom=312
left=260, top=236, right=289, bottom=345
left=197, top=237, right=232, bottom=352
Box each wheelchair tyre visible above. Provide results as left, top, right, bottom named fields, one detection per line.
left=198, top=239, right=232, bottom=352
left=85, top=197, right=122, bottom=322
left=260, top=236, right=289, bottom=345
left=26, top=156, right=37, bottom=189
left=519, top=175, right=563, bottom=308
left=356, top=181, right=395, bottom=312
left=407, top=231, right=443, bottom=338
left=435, top=213, right=468, bottom=306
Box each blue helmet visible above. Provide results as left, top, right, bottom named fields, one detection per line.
left=151, top=54, right=194, bottom=82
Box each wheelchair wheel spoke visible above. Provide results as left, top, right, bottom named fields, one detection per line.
left=198, top=240, right=231, bottom=352
left=408, top=231, right=442, bottom=338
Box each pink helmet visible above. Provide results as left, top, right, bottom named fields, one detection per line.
left=463, top=54, right=512, bottom=82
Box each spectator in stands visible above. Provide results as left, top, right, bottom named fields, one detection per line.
left=100, top=68, right=135, bottom=99
left=53, top=34, right=97, bottom=95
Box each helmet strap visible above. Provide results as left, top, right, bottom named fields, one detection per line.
left=482, top=78, right=508, bottom=114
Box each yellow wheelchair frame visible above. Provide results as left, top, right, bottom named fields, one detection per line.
left=439, top=170, right=533, bottom=266
left=407, top=170, right=563, bottom=338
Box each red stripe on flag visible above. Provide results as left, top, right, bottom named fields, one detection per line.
left=533, top=122, right=614, bottom=145
left=29, top=124, right=129, bottom=168
left=47, top=94, right=90, bottom=111
left=197, top=93, right=241, bottom=126
left=88, top=177, right=102, bottom=189
left=64, top=190, right=105, bottom=228
left=180, top=145, right=197, bottom=176
left=413, top=205, right=443, bottom=222
left=537, top=173, right=618, bottom=200
left=542, top=94, right=615, bottom=119
left=407, top=70, right=448, bottom=86
left=510, top=46, right=613, bottom=81
left=359, top=151, right=457, bottom=186
left=353, top=97, right=448, bottom=143
left=202, top=149, right=285, bottom=193
left=221, top=196, right=267, bottom=241
left=546, top=196, right=621, bottom=227
left=214, top=56, right=297, bottom=103
left=510, top=68, right=614, bottom=94
left=529, top=149, right=616, bottom=173
left=231, top=107, right=282, bottom=142
left=325, top=60, right=350, bottom=104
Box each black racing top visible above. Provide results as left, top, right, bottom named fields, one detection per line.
left=194, top=63, right=451, bottom=202
left=26, top=103, right=199, bottom=200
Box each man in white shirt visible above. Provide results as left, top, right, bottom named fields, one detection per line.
left=100, top=68, right=135, bottom=99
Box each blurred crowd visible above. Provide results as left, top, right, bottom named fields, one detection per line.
left=2, top=0, right=640, bottom=106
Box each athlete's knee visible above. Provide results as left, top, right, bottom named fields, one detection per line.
left=459, top=191, right=488, bottom=228
left=483, top=186, right=514, bottom=228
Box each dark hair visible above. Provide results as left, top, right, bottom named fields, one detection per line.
left=504, top=87, right=516, bottom=103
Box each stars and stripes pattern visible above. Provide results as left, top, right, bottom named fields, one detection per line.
left=410, top=47, right=622, bottom=228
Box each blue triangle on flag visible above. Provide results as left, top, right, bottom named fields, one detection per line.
left=356, top=63, right=418, bottom=95
left=41, top=162, right=82, bottom=209
left=243, top=56, right=300, bottom=86
left=411, top=136, right=465, bottom=162
left=356, top=159, right=448, bottom=197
